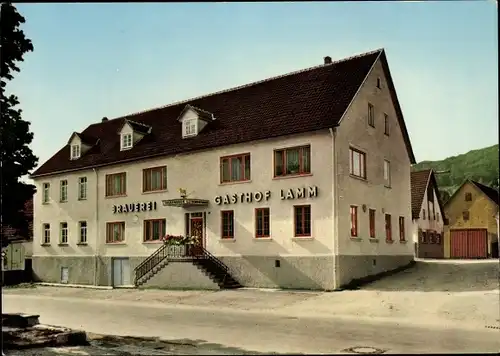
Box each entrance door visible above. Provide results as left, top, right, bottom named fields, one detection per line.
left=113, top=257, right=131, bottom=286
left=188, top=212, right=205, bottom=256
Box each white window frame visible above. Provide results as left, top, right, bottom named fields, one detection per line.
left=183, top=119, right=197, bottom=137
left=349, top=147, right=366, bottom=179
left=70, top=144, right=81, bottom=159
left=384, top=160, right=391, bottom=187
left=60, top=180, right=68, bottom=202
left=121, top=133, right=133, bottom=150
left=79, top=221, right=87, bottom=244
left=42, top=183, right=50, bottom=204
left=78, top=177, right=87, bottom=200
left=43, top=223, right=51, bottom=244
left=60, top=222, right=68, bottom=244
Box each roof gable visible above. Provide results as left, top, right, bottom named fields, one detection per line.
left=32, top=49, right=390, bottom=178
left=411, top=169, right=432, bottom=219
left=445, top=179, right=499, bottom=208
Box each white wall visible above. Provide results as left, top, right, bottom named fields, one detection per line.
left=335, top=58, right=413, bottom=257
left=33, top=131, right=334, bottom=259
left=412, top=183, right=445, bottom=243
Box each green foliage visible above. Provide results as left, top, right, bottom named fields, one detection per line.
left=0, top=3, right=38, bottom=245
left=413, top=144, right=499, bottom=201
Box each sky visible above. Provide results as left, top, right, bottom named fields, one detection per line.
left=9, top=2, right=499, bottom=181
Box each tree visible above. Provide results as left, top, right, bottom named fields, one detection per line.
left=0, top=3, right=38, bottom=246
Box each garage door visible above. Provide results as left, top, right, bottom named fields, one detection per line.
left=450, top=229, right=488, bottom=259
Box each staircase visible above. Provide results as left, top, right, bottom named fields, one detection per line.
left=134, top=244, right=241, bottom=289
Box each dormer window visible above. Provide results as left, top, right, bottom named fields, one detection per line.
left=183, top=119, right=197, bottom=138
left=70, top=144, right=81, bottom=160
left=121, top=133, right=133, bottom=150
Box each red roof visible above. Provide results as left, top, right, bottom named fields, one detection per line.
left=31, top=48, right=416, bottom=177
left=410, top=169, right=446, bottom=221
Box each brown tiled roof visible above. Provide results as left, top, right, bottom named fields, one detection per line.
left=31, top=48, right=416, bottom=177
left=411, top=169, right=431, bottom=219
left=471, top=180, right=499, bottom=206
left=124, top=119, right=152, bottom=135
left=411, top=168, right=447, bottom=222
left=1, top=198, right=33, bottom=242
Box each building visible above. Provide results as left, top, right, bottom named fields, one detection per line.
left=410, top=169, right=446, bottom=258
left=1, top=198, right=34, bottom=285
left=443, top=180, right=499, bottom=259
left=30, top=48, right=416, bottom=291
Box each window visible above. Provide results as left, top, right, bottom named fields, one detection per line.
left=368, top=103, right=375, bottom=127
left=385, top=214, right=392, bottom=242
left=369, top=209, right=376, bottom=238
left=349, top=147, right=366, bottom=179
left=350, top=206, right=358, bottom=237
left=221, top=211, right=234, bottom=239
left=143, top=166, right=167, bottom=192
left=71, top=144, right=80, bottom=159
left=436, top=234, right=442, bottom=244
left=294, top=205, right=311, bottom=237
left=105, top=173, right=126, bottom=197
left=78, top=177, right=87, bottom=200
left=376, top=77, right=381, bottom=89
left=144, top=219, right=166, bottom=242
left=429, top=231, right=436, bottom=244
left=399, top=216, right=405, bottom=242
left=255, top=208, right=270, bottom=238
left=462, top=211, right=470, bottom=221
left=437, top=212, right=440, bottom=222
left=274, top=145, right=311, bottom=177
left=221, top=154, right=251, bottom=183
left=42, top=224, right=50, bottom=244
left=184, top=119, right=197, bottom=137
left=383, top=160, right=391, bottom=187
left=42, top=183, right=50, bottom=203
left=60, top=222, right=68, bottom=244
left=420, top=230, right=427, bottom=244
left=79, top=221, right=87, bottom=244
left=465, top=192, right=472, bottom=201
left=60, top=180, right=68, bottom=202
left=384, top=114, right=390, bottom=135
left=422, top=209, right=426, bottom=220
left=106, top=222, right=125, bottom=243
left=121, top=133, right=132, bottom=150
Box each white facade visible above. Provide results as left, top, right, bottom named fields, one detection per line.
left=411, top=183, right=445, bottom=244
left=33, top=132, right=334, bottom=260
left=31, top=55, right=415, bottom=290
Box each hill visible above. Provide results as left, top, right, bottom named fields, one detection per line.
left=413, top=144, right=499, bottom=202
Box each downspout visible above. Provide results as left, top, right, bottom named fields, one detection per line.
left=329, top=127, right=339, bottom=289
left=93, top=168, right=99, bottom=286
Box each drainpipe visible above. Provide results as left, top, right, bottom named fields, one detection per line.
left=329, top=127, right=339, bottom=289
left=93, top=168, right=99, bottom=286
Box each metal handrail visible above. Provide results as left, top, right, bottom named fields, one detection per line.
left=134, top=243, right=168, bottom=284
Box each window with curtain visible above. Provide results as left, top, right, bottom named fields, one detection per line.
left=274, top=145, right=311, bottom=177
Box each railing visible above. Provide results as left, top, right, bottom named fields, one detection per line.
left=134, top=243, right=169, bottom=285
left=134, top=243, right=231, bottom=286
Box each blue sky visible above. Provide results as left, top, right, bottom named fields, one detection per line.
left=9, top=2, right=498, bottom=178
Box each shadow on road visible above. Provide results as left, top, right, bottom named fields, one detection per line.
left=357, top=260, right=500, bottom=292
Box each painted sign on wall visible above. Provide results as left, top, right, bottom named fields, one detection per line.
left=214, top=186, right=318, bottom=205
left=112, top=201, right=157, bottom=214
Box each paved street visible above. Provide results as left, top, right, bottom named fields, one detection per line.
left=3, top=293, right=500, bottom=354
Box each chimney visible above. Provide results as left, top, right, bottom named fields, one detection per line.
left=102, top=117, right=108, bottom=122
left=324, top=56, right=332, bottom=65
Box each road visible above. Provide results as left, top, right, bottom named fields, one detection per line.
left=3, top=293, right=499, bottom=354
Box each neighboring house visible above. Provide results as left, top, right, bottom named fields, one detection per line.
left=30, top=48, right=416, bottom=291
left=443, top=180, right=499, bottom=259
left=410, top=169, right=446, bottom=259
left=1, top=198, right=33, bottom=284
